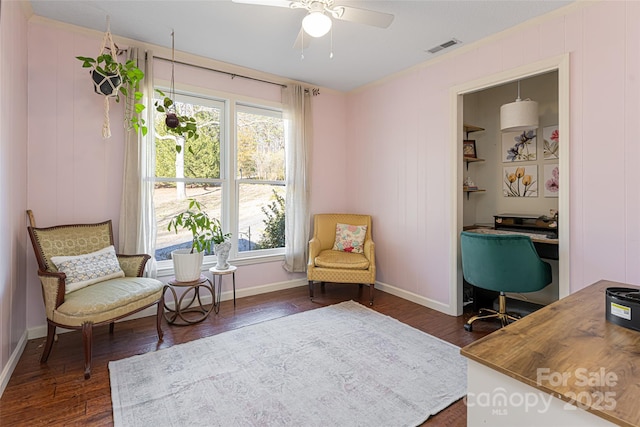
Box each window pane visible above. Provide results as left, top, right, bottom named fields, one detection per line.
left=237, top=107, right=284, bottom=181
left=154, top=183, right=223, bottom=260
left=154, top=97, right=222, bottom=180
left=238, top=183, right=285, bottom=251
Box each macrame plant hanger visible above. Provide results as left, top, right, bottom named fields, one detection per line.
left=164, top=30, right=179, bottom=128
left=93, top=16, right=122, bottom=139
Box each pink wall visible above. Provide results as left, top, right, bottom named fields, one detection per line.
left=346, top=1, right=640, bottom=305
left=0, top=1, right=29, bottom=380
left=308, top=89, right=349, bottom=215
left=25, top=20, right=348, bottom=329
left=23, top=1, right=640, bottom=331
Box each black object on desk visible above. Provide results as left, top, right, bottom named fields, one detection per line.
left=606, top=287, right=640, bottom=332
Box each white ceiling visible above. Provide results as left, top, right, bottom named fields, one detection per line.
left=29, top=0, right=573, bottom=92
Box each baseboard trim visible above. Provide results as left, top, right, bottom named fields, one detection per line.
left=27, top=278, right=309, bottom=340
left=26, top=279, right=452, bottom=343
left=374, top=280, right=453, bottom=314
left=0, top=330, right=28, bottom=398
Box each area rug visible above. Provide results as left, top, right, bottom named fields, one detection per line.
left=109, top=300, right=467, bottom=427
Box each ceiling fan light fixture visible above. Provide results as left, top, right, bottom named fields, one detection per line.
left=302, top=11, right=332, bottom=37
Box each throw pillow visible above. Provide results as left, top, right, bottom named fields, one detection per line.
left=51, top=245, right=125, bottom=294
left=332, top=223, right=367, bottom=254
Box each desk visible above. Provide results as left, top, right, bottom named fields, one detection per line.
left=461, top=280, right=640, bottom=427
left=464, top=227, right=558, bottom=259
left=163, top=275, right=214, bottom=325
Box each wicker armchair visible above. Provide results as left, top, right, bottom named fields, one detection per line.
left=26, top=210, right=164, bottom=379
left=307, top=214, right=376, bottom=305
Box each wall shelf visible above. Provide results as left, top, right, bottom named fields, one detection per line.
left=463, top=124, right=485, bottom=197
left=464, top=157, right=485, bottom=170
left=463, top=188, right=486, bottom=199
left=463, top=124, right=485, bottom=136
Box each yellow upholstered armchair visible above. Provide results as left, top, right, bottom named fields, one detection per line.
left=307, top=213, right=376, bottom=305
left=26, top=210, right=164, bottom=379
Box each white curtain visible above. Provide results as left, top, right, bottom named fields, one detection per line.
left=119, top=48, right=158, bottom=277
left=282, top=85, right=312, bottom=272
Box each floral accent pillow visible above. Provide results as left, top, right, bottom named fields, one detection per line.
left=51, top=245, right=125, bottom=294
left=332, top=223, right=367, bottom=254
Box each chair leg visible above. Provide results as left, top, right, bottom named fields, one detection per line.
left=156, top=298, right=164, bottom=341
left=464, top=293, right=521, bottom=332
left=368, top=284, right=374, bottom=306
left=82, top=322, right=93, bottom=380
left=308, top=280, right=314, bottom=300
left=40, top=322, right=56, bottom=363
left=109, top=322, right=115, bottom=334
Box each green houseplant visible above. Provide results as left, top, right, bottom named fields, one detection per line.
left=76, top=53, right=147, bottom=136
left=168, top=199, right=231, bottom=280
left=155, top=89, right=199, bottom=153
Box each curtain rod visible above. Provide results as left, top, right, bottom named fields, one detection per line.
left=153, top=55, right=288, bottom=89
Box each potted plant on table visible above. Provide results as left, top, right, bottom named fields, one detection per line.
left=168, top=199, right=231, bottom=281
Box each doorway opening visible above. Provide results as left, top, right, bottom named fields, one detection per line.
left=449, top=55, right=570, bottom=316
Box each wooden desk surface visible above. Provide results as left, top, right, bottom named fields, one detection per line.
left=461, top=280, right=640, bottom=427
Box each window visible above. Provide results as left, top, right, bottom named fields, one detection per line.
left=236, top=104, right=285, bottom=253
left=153, top=90, right=285, bottom=265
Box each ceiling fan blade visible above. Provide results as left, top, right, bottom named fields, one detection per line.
left=292, top=27, right=311, bottom=50
left=231, top=0, right=293, bottom=8
left=336, top=6, right=394, bottom=28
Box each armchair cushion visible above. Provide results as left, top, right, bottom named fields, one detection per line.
left=332, top=223, right=367, bottom=253
left=54, top=276, right=163, bottom=326
left=315, top=249, right=370, bottom=270
left=51, top=245, right=124, bottom=293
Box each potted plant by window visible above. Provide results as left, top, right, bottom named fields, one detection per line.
left=168, top=199, right=231, bottom=281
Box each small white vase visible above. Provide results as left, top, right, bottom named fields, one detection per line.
left=214, top=241, right=232, bottom=270
left=171, top=249, right=204, bottom=282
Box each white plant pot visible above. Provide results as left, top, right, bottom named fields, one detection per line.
left=214, top=241, right=232, bottom=270
left=171, top=248, right=204, bottom=282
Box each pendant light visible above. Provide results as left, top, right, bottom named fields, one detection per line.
left=500, top=80, right=538, bottom=132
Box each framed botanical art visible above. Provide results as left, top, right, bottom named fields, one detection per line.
left=463, top=140, right=477, bottom=158
left=543, top=125, right=559, bottom=159
left=544, top=164, right=559, bottom=197
left=502, top=130, right=537, bottom=162
left=503, top=165, right=538, bottom=197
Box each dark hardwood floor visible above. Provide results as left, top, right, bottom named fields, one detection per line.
left=0, top=283, right=496, bottom=426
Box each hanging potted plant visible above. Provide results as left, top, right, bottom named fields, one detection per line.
left=77, top=54, right=146, bottom=135
left=154, top=89, right=199, bottom=152
left=153, top=31, right=199, bottom=153
left=76, top=21, right=147, bottom=138
left=168, top=199, right=231, bottom=281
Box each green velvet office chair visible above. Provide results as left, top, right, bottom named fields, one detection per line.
left=460, top=231, right=552, bottom=332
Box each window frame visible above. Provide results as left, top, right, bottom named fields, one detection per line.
left=153, top=84, right=286, bottom=276
left=234, top=102, right=286, bottom=260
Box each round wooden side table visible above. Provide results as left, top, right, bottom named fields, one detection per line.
left=163, top=275, right=215, bottom=325
left=209, top=265, right=237, bottom=313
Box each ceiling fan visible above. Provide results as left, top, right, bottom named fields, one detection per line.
left=231, top=0, right=394, bottom=48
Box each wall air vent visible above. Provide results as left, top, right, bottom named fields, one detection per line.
left=427, top=39, right=461, bottom=54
